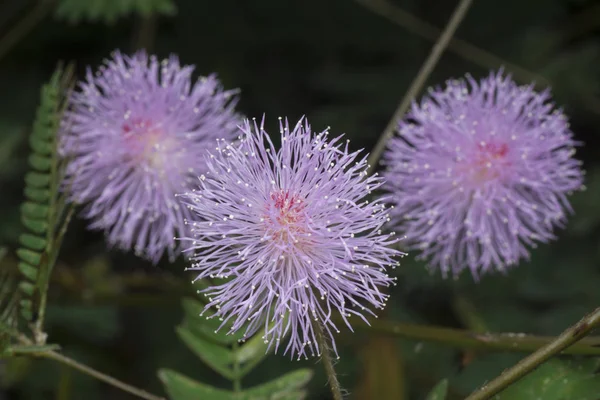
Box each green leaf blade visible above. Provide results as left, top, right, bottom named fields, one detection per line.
left=19, top=234, right=47, bottom=251
left=242, top=369, right=314, bottom=398
left=28, top=154, right=52, bottom=171
left=181, top=297, right=244, bottom=345
left=20, top=202, right=49, bottom=220
left=425, top=379, right=448, bottom=400
left=158, top=369, right=233, bottom=400
left=16, top=249, right=42, bottom=266
left=495, top=359, right=600, bottom=400
left=176, top=326, right=234, bottom=379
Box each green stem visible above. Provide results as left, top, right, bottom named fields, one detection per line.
left=314, top=320, right=343, bottom=400
left=40, top=350, right=166, bottom=400
left=353, top=0, right=546, bottom=86
left=466, top=307, right=600, bottom=400
left=17, top=333, right=164, bottom=400
left=366, top=0, right=475, bottom=173
left=132, top=14, right=157, bottom=52
left=351, top=318, right=600, bottom=355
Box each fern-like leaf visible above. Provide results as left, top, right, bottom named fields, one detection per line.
left=158, top=368, right=313, bottom=400
left=55, top=0, right=176, bottom=24
left=158, top=293, right=313, bottom=399
left=17, top=65, right=74, bottom=336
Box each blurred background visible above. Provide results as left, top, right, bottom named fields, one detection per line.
left=1, top=0, right=600, bottom=399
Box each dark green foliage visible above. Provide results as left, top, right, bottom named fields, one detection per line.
left=1, top=0, right=600, bottom=398
left=495, top=359, right=600, bottom=399
left=55, top=0, right=177, bottom=23
left=425, top=379, right=448, bottom=400
left=159, top=296, right=313, bottom=399
left=427, top=360, right=600, bottom=399
left=17, top=67, right=74, bottom=323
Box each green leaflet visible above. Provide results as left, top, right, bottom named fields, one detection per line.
left=20, top=202, right=49, bottom=220
left=28, top=153, right=52, bottom=171
left=181, top=297, right=245, bottom=345
left=241, top=369, right=313, bottom=398
left=19, top=234, right=46, bottom=251
left=24, top=172, right=51, bottom=188
left=55, top=0, right=176, bottom=24
left=18, top=281, right=35, bottom=297
left=494, top=359, right=600, bottom=400
left=235, top=332, right=268, bottom=364
left=158, top=369, right=233, bottom=400
left=17, top=263, right=37, bottom=282
left=160, top=295, right=313, bottom=399
left=425, top=379, right=448, bottom=400
left=17, top=65, right=75, bottom=326
left=23, top=188, right=51, bottom=204
left=177, top=295, right=270, bottom=381
left=158, top=368, right=313, bottom=400
left=176, top=326, right=234, bottom=379
left=179, top=295, right=279, bottom=379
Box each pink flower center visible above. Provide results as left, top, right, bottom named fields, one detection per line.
left=121, top=117, right=175, bottom=171
left=476, top=142, right=508, bottom=162
left=460, top=141, right=511, bottom=184
left=264, top=190, right=307, bottom=244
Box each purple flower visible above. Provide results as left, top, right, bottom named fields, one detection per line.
left=383, top=70, right=584, bottom=278
left=61, top=50, right=240, bottom=263
left=181, top=117, right=402, bottom=359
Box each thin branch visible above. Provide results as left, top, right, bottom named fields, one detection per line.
left=17, top=334, right=165, bottom=400
left=354, top=0, right=547, bottom=86
left=40, top=351, right=166, bottom=400
left=466, top=306, right=600, bottom=400
left=352, top=319, right=600, bottom=356
left=314, top=321, right=343, bottom=400
left=366, top=0, right=475, bottom=173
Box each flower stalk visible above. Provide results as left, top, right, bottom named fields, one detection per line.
left=314, top=320, right=344, bottom=400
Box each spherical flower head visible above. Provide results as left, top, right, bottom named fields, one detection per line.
left=181, top=117, right=403, bottom=359
left=383, top=70, right=584, bottom=279
left=60, top=50, right=240, bottom=263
